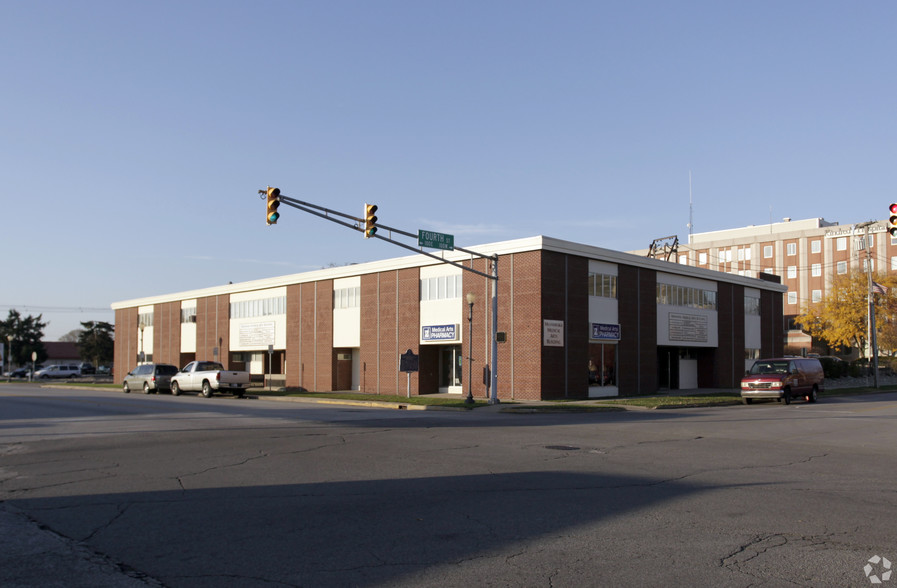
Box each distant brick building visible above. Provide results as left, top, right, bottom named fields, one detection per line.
left=670, top=217, right=891, bottom=353
left=112, top=236, right=785, bottom=400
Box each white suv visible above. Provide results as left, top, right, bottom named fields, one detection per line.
left=34, top=365, right=81, bottom=379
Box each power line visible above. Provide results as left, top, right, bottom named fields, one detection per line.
left=0, top=304, right=111, bottom=313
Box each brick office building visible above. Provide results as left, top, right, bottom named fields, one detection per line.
left=671, top=217, right=893, bottom=352
left=111, top=236, right=785, bottom=400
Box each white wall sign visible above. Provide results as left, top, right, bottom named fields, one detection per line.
left=239, top=322, right=276, bottom=347
left=543, top=320, right=564, bottom=347
left=668, top=313, right=708, bottom=343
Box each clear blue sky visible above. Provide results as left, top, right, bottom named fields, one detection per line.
left=3, top=1, right=895, bottom=341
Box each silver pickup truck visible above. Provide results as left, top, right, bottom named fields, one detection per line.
left=170, top=361, right=250, bottom=398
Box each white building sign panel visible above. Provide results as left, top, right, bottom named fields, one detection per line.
left=543, top=320, right=564, bottom=347
left=668, top=313, right=708, bottom=343
left=239, top=322, right=275, bottom=347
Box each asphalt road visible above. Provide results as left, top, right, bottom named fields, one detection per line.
left=2, top=384, right=897, bottom=587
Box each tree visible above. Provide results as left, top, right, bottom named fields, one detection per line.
left=0, top=310, right=48, bottom=366
left=794, top=273, right=897, bottom=357
left=59, top=329, right=83, bottom=342
left=77, top=321, right=114, bottom=368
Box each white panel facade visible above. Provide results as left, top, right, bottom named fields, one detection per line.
left=333, top=276, right=361, bottom=348
left=656, top=273, right=719, bottom=348
left=420, top=265, right=463, bottom=344
left=229, top=286, right=287, bottom=351
left=180, top=299, right=197, bottom=353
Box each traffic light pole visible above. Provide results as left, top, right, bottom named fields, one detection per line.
left=266, top=190, right=500, bottom=404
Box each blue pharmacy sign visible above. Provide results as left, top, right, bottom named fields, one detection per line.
left=591, top=323, right=621, bottom=341
left=422, top=324, right=458, bottom=342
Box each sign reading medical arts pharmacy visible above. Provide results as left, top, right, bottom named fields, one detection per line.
left=591, top=323, right=621, bottom=341
left=422, top=324, right=459, bottom=342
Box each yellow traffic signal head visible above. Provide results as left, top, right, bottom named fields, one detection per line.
left=266, top=187, right=281, bottom=225
left=364, top=203, right=378, bottom=238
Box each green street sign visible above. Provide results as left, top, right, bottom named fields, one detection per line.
left=418, top=230, right=454, bottom=251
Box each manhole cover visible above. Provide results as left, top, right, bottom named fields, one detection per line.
left=544, top=445, right=580, bottom=451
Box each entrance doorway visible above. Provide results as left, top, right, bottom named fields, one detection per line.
left=438, top=345, right=463, bottom=394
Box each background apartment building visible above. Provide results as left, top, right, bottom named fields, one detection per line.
left=673, top=217, right=892, bottom=353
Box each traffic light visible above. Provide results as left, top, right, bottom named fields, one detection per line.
left=266, top=187, right=281, bottom=225
left=889, top=203, right=897, bottom=237
left=364, top=203, right=378, bottom=238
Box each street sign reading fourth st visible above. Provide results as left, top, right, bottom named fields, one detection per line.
left=418, top=230, right=454, bottom=251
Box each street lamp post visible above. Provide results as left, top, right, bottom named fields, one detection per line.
left=465, top=293, right=475, bottom=405
left=5, top=335, right=11, bottom=383
left=138, top=324, right=145, bottom=365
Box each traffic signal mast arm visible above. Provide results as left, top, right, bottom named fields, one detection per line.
left=272, top=191, right=497, bottom=280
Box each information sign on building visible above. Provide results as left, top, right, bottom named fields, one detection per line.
left=543, top=320, right=564, bottom=347
left=421, top=324, right=458, bottom=342
left=591, top=323, right=621, bottom=341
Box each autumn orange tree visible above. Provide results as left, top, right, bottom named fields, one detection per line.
left=794, top=273, right=897, bottom=357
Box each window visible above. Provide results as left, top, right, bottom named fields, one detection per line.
left=180, top=307, right=196, bottom=323
left=811, top=240, right=821, bottom=254
left=787, top=266, right=797, bottom=279
left=229, top=296, right=286, bottom=318
left=678, top=254, right=687, bottom=265
left=863, top=258, right=875, bottom=272
left=698, top=252, right=707, bottom=265
left=138, top=312, right=154, bottom=327
left=334, top=286, right=360, bottom=309
left=837, top=237, right=847, bottom=251
left=837, top=261, right=847, bottom=274
left=892, top=257, right=897, bottom=271
left=811, top=263, right=821, bottom=277
left=420, top=274, right=462, bottom=301
left=786, top=243, right=797, bottom=256
left=787, top=292, right=797, bottom=305
left=744, top=296, right=760, bottom=315
left=812, top=290, right=822, bottom=303
left=763, top=245, right=773, bottom=258
left=588, top=273, right=617, bottom=298
left=656, top=284, right=716, bottom=310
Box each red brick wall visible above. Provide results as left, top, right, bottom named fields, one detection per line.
left=153, top=301, right=181, bottom=367
left=285, top=284, right=302, bottom=389
left=316, top=280, right=333, bottom=392
left=114, top=307, right=138, bottom=380
left=715, top=282, right=745, bottom=388
left=507, top=251, right=542, bottom=401
left=618, top=266, right=657, bottom=395
left=538, top=252, right=589, bottom=399
left=397, top=268, right=421, bottom=396
left=360, top=274, right=380, bottom=394
left=195, top=294, right=230, bottom=367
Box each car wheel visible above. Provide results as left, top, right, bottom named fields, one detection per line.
left=171, top=381, right=181, bottom=396
left=123, top=383, right=130, bottom=394
left=783, top=389, right=791, bottom=405
left=201, top=381, right=213, bottom=398
left=742, top=398, right=753, bottom=405
left=808, top=387, right=818, bottom=403
left=143, top=383, right=151, bottom=394
left=234, top=389, right=245, bottom=399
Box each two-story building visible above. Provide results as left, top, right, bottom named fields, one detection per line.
left=112, top=236, right=785, bottom=400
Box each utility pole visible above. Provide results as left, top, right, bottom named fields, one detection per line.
left=856, top=221, right=879, bottom=388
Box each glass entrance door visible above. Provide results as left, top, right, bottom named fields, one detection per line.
left=438, top=345, right=463, bottom=394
